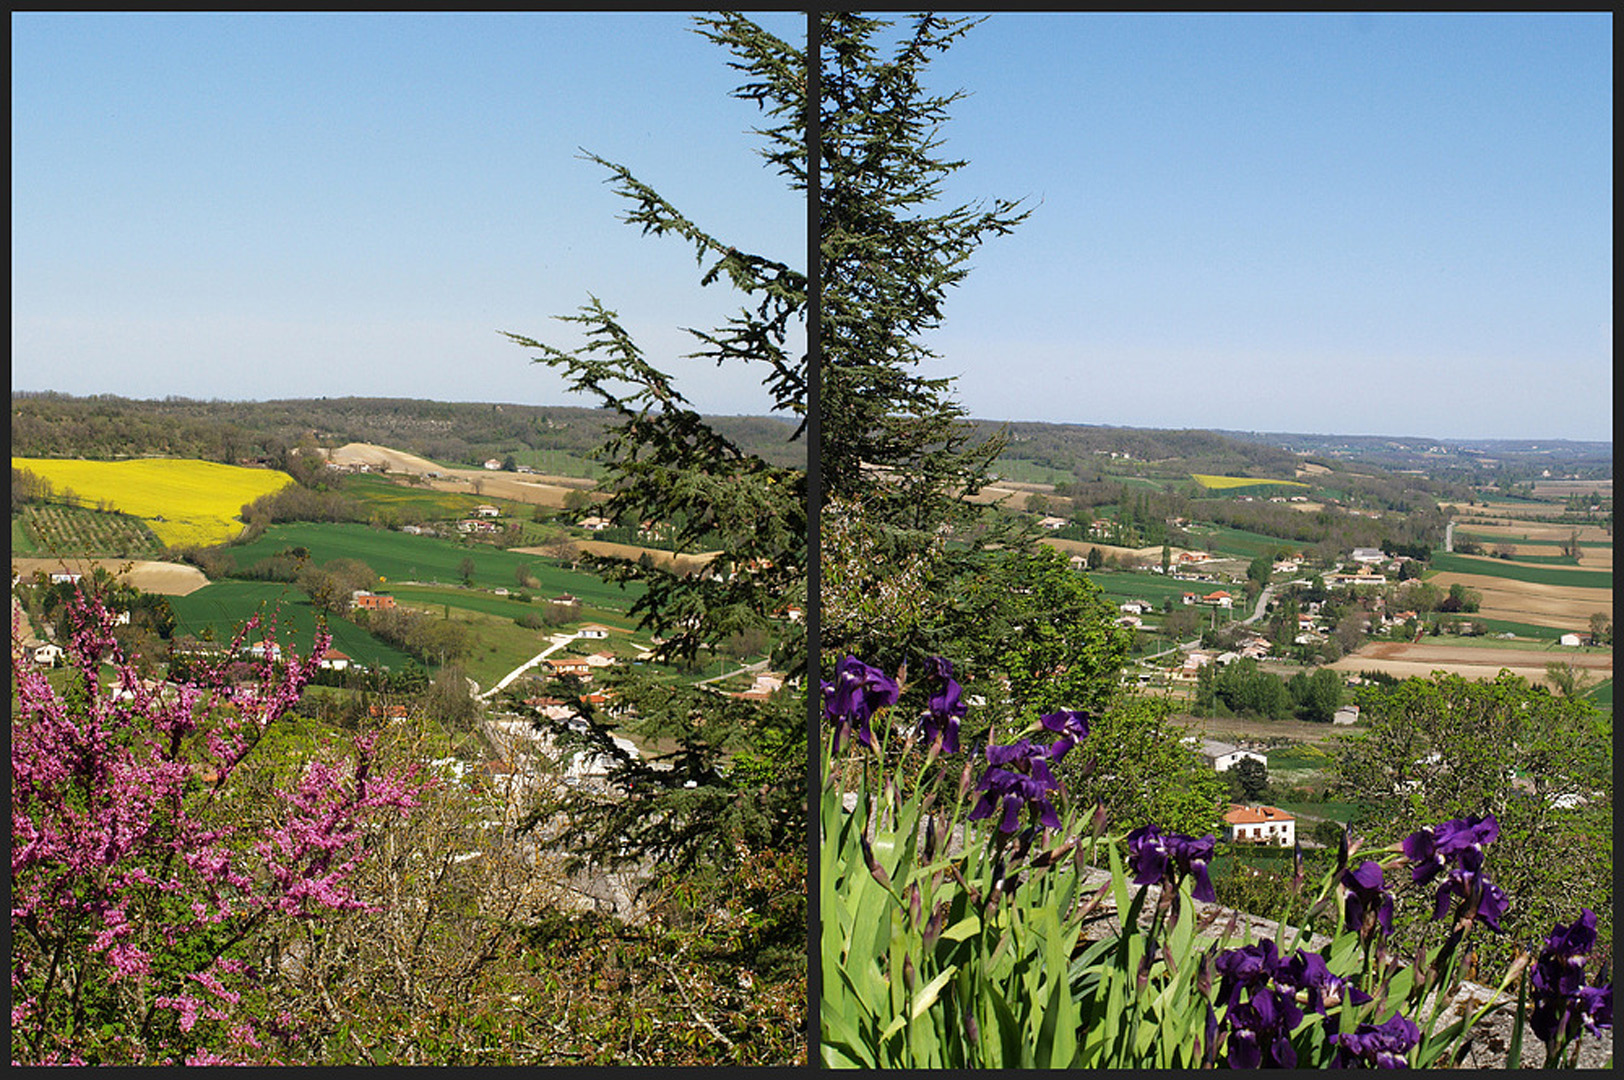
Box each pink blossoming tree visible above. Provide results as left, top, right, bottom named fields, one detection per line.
left=11, top=587, right=425, bottom=1065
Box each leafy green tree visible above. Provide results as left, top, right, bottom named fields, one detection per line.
left=1247, top=553, right=1273, bottom=587
left=1332, top=672, right=1612, bottom=972
left=947, top=545, right=1131, bottom=730
left=1289, top=665, right=1343, bottom=722
left=1056, top=696, right=1227, bottom=838
left=1230, top=755, right=1270, bottom=802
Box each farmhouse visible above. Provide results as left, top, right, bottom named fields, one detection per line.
left=473, top=504, right=501, bottom=518
left=1226, top=804, right=1296, bottom=847
left=351, top=591, right=397, bottom=611
left=1037, top=515, right=1069, bottom=530
left=579, top=515, right=612, bottom=532
left=1333, top=704, right=1360, bottom=726
left=318, top=648, right=352, bottom=671
left=1559, top=633, right=1584, bottom=647
left=577, top=624, right=613, bottom=639
left=1193, top=738, right=1267, bottom=773
left=1350, top=547, right=1386, bottom=564
left=32, top=643, right=64, bottom=667
left=1202, top=590, right=1234, bottom=609
left=483, top=459, right=504, bottom=470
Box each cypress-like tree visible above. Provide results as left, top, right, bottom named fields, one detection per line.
left=502, top=15, right=806, bottom=894
left=818, top=13, right=1036, bottom=671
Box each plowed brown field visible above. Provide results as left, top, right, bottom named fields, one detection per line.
left=1331, top=640, right=1610, bottom=689
left=10, top=557, right=210, bottom=596
left=323, top=442, right=596, bottom=508
left=1424, top=571, right=1610, bottom=628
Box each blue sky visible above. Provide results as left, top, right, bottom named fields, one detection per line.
left=916, top=12, right=1612, bottom=441
left=13, top=12, right=1612, bottom=442
left=11, top=11, right=805, bottom=416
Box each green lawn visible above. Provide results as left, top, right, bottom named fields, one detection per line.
left=1427, top=551, right=1612, bottom=589
left=167, top=581, right=415, bottom=670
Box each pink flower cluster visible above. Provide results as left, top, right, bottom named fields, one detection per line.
left=10, top=585, right=427, bottom=1064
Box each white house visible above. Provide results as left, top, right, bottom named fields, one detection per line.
left=1226, top=804, right=1296, bottom=847
left=1192, top=738, right=1267, bottom=773
left=1350, top=548, right=1386, bottom=564
left=1333, top=704, right=1361, bottom=726
left=32, top=642, right=65, bottom=667
left=473, top=504, right=501, bottom=518
left=318, top=648, right=351, bottom=671
left=1558, top=633, right=1584, bottom=647
left=577, top=624, right=612, bottom=640
left=483, top=459, right=504, bottom=470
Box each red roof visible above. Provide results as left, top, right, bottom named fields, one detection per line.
left=1226, top=804, right=1294, bottom=825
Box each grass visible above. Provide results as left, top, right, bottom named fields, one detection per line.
left=1183, top=522, right=1293, bottom=559
left=12, top=457, right=294, bottom=549
left=224, top=523, right=643, bottom=610
left=1081, top=569, right=1205, bottom=607
left=1267, top=744, right=1334, bottom=771
left=167, top=580, right=416, bottom=670
left=11, top=515, right=38, bottom=555
left=506, top=448, right=605, bottom=479
left=1190, top=474, right=1310, bottom=491
left=1582, top=679, right=1612, bottom=710
left=340, top=473, right=536, bottom=521
left=1427, top=551, right=1612, bottom=589
left=989, top=457, right=1075, bottom=486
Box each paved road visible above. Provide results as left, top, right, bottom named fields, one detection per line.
left=694, top=657, right=773, bottom=687
left=478, top=631, right=583, bottom=701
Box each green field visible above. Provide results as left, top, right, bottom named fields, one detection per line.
left=225, top=523, right=642, bottom=610
left=11, top=515, right=38, bottom=555
left=507, top=448, right=604, bottom=479
left=167, top=581, right=415, bottom=670
left=1582, top=679, right=1612, bottom=710
left=1183, top=522, right=1294, bottom=559
left=991, top=458, right=1075, bottom=486
left=1082, top=569, right=1204, bottom=607
left=1428, top=551, right=1612, bottom=589
left=1266, top=744, right=1335, bottom=772
left=340, top=473, right=536, bottom=521
left=1454, top=531, right=1612, bottom=550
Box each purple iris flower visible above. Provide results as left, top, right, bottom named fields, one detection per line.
left=1223, top=985, right=1300, bottom=1070
left=1531, top=908, right=1614, bottom=1046
left=1127, top=823, right=1217, bottom=903
left=919, top=656, right=965, bottom=755
left=1341, top=860, right=1395, bottom=941
left=1037, top=709, right=1090, bottom=760
left=1214, top=939, right=1284, bottom=1010
left=822, top=655, right=900, bottom=754
left=1402, top=814, right=1498, bottom=884
left=1331, top=1012, right=1421, bottom=1068
left=1278, top=948, right=1372, bottom=1016
left=1431, top=865, right=1510, bottom=933
left=969, top=738, right=1062, bottom=833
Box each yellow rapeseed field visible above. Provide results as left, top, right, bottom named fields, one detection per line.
left=11, top=457, right=294, bottom=549
left=1190, top=473, right=1310, bottom=491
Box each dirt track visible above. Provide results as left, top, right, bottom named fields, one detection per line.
left=510, top=540, right=720, bottom=575
left=10, top=557, right=210, bottom=596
